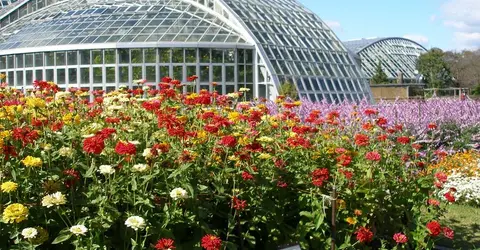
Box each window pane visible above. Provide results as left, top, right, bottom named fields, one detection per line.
left=145, top=49, right=156, bottom=63
left=92, top=50, right=103, bottom=64
left=93, top=67, right=102, bottom=83
left=56, top=52, right=65, bottom=66
left=226, top=85, right=235, bottom=94
left=7, top=55, right=14, bottom=69
left=119, top=49, right=129, bottom=64
left=16, top=71, right=23, bottom=86
left=106, top=67, right=115, bottom=83
left=172, top=49, right=183, bottom=63
left=200, top=66, right=209, bottom=82
left=67, top=51, right=77, bottom=65
left=159, top=48, right=170, bottom=63
left=185, top=49, right=196, bottom=63
left=46, top=69, right=54, bottom=81
left=35, top=70, right=42, bottom=81
left=132, top=66, right=142, bottom=80
left=80, top=68, right=90, bottom=84
left=119, top=66, right=129, bottom=83
left=80, top=50, right=90, bottom=64
left=246, top=65, right=253, bottom=83
left=173, top=66, right=182, bottom=80
left=186, top=66, right=196, bottom=79
left=105, top=49, right=116, bottom=64
left=25, top=54, right=33, bottom=67
left=238, top=65, right=245, bottom=83
left=212, top=49, right=223, bottom=63
left=8, top=72, right=13, bottom=86
left=26, top=70, right=33, bottom=86
left=159, top=66, right=169, bottom=79
left=69, top=68, right=77, bottom=84
left=0, top=56, right=5, bottom=69
left=199, top=48, right=210, bottom=63
left=57, top=68, right=66, bottom=84
left=131, top=49, right=143, bottom=63
left=245, top=50, right=253, bottom=64
left=225, top=49, right=235, bottom=63
left=16, top=55, right=24, bottom=68
left=212, top=66, right=222, bottom=82
left=226, top=66, right=234, bottom=82
left=146, top=66, right=155, bottom=82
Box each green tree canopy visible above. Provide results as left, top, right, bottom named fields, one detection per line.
left=279, top=81, right=298, bottom=100
left=370, top=61, right=389, bottom=84
left=417, top=48, right=454, bottom=88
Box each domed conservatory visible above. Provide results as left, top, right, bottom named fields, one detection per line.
left=0, top=0, right=373, bottom=103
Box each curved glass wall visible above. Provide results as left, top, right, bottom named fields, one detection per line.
left=344, top=38, right=427, bottom=82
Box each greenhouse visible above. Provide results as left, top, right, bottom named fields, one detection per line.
left=344, top=37, right=427, bottom=83
left=0, top=0, right=373, bottom=102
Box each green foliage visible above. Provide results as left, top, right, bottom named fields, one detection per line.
left=370, top=61, right=389, bottom=84
left=417, top=48, right=454, bottom=88
left=279, top=81, right=299, bottom=100
left=472, top=84, right=480, bottom=96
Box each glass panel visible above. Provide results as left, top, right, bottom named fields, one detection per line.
left=259, top=84, right=266, bottom=98
left=92, top=50, right=103, bottom=64
left=226, top=66, right=234, bottom=82
left=131, top=49, right=143, bottom=64
left=119, top=49, right=130, bottom=64
left=212, top=66, right=222, bottom=82
left=225, top=49, right=235, bottom=63
left=57, top=69, right=66, bottom=84
left=238, top=65, right=245, bottom=83
left=173, top=66, right=182, bottom=80
left=26, top=70, right=33, bottom=86
left=172, top=49, right=183, bottom=63
left=80, top=50, right=90, bottom=65
left=46, top=69, right=54, bottom=81
left=67, top=51, right=77, bottom=65
left=80, top=68, right=90, bottom=84
left=145, top=49, right=156, bottom=63
left=16, top=71, right=23, bottom=86
left=146, top=66, right=155, bottom=82
left=93, top=67, right=102, bottom=83
left=214, top=84, right=222, bottom=94
left=186, top=66, right=196, bottom=79
left=0, top=56, right=5, bottom=69
left=15, top=55, right=24, bottom=68
left=199, top=48, right=210, bottom=63
left=68, top=68, right=77, bottom=84
left=200, top=66, right=209, bottom=82
left=159, top=66, right=169, bottom=79
left=245, top=50, right=253, bottom=64
left=106, top=67, right=115, bottom=83
left=8, top=72, right=13, bottom=86
left=226, top=85, right=235, bottom=94
left=119, top=66, right=129, bottom=83
left=25, top=54, right=33, bottom=67
left=246, top=65, right=253, bottom=83
left=185, top=49, right=196, bottom=63
left=7, top=56, right=14, bottom=69
left=35, top=70, right=42, bottom=81
left=56, top=52, right=65, bottom=66
left=159, top=48, right=170, bottom=63
left=132, top=66, right=142, bottom=80
left=105, top=49, right=116, bottom=64
left=212, top=49, right=223, bottom=63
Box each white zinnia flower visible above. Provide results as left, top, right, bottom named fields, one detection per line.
left=170, top=188, right=188, bottom=200
left=58, top=147, right=74, bottom=157
left=98, top=165, right=115, bottom=175
left=239, top=87, right=250, bottom=92
left=21, top=227, right=38, bottom=239
left=70, top=225, right=88, bottom=236
left=125, top=216, right=146, bottom=231
left=227, top=93, right=239, bottom=99
left=42, top=192, right=67, bottom=208
left=132, top=164, right=149, bottom=172
left=129, top=141, right=140, bottom=145
left=142, top=148, right=153, bottom=159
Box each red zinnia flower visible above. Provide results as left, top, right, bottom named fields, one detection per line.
left=277, top=181, right=288, bottom=188
left=311, top=168, right=329, bottom=187
left=354, top=134, right=370, bottom=146
left=83, top=136, right=105, bottom=154
left=435, top=172, right=448, bottom=183
left=393, top=233, right=408, bottom=244
left=355, top=227, right=374, bottom=243
left=365, top=151, right=381, bottom=162
left=444, top=192, right=455, bottom=203
left=364, top=109, right=378, bottom=116
left=115, top=141, right=137, bottom=155
left=396, top=136, right=410, bottom=145
left=426, top=221, right=442, bottom=237
left=428, top=198, right=440, bottom=206
left=154, top=238, right=175, bottom=250
left=201, top=234, right=222, bottom=250
left=219, top=135, right=237, bottom=148
left=443, top=227, right=454, bottom=240
left=427, top=123, right=437, bottom=130
left=232, top=196, right=247, bottom=211
left=242, top=171, right=254, bottom=181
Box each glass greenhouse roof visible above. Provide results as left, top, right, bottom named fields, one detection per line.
left=0, top=0, right=249, bottom=50
left=344, top=37, right=427, bottom=80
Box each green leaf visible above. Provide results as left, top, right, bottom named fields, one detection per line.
left=299, top=211, right=314, bottom=219
left=168, top=163, right=191, bottom=179
left=131, top=177, right=137, bottom=191
left=84, top=162, right=96, bottom=178
left=52, top=229, right=72, bottom=244
left=315, top=213, right=325, bottom=230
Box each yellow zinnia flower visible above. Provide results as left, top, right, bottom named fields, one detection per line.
left=25, top=97, right=46, bottom=109
left=2, top=203, right=28, bottom=223
left=21, top=156, right=43, bottom=167
left=346, top=217, right=357, bottom=225
left=1, top=181, right=18, bottom=193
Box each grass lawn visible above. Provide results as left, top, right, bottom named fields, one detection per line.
left=438, top=204, right=480, bottom=249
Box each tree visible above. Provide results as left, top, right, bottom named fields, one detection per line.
left=417, top=48, right=454, bottom=88
left=370, top=61, right=389, bottom=84
left=279, top=81, right=298, bottom=100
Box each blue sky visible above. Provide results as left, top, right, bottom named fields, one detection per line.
left=300, top=0, right=480, bottom=51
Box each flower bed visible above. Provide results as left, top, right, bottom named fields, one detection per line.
left=0, top=80, right=458, bottom=249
